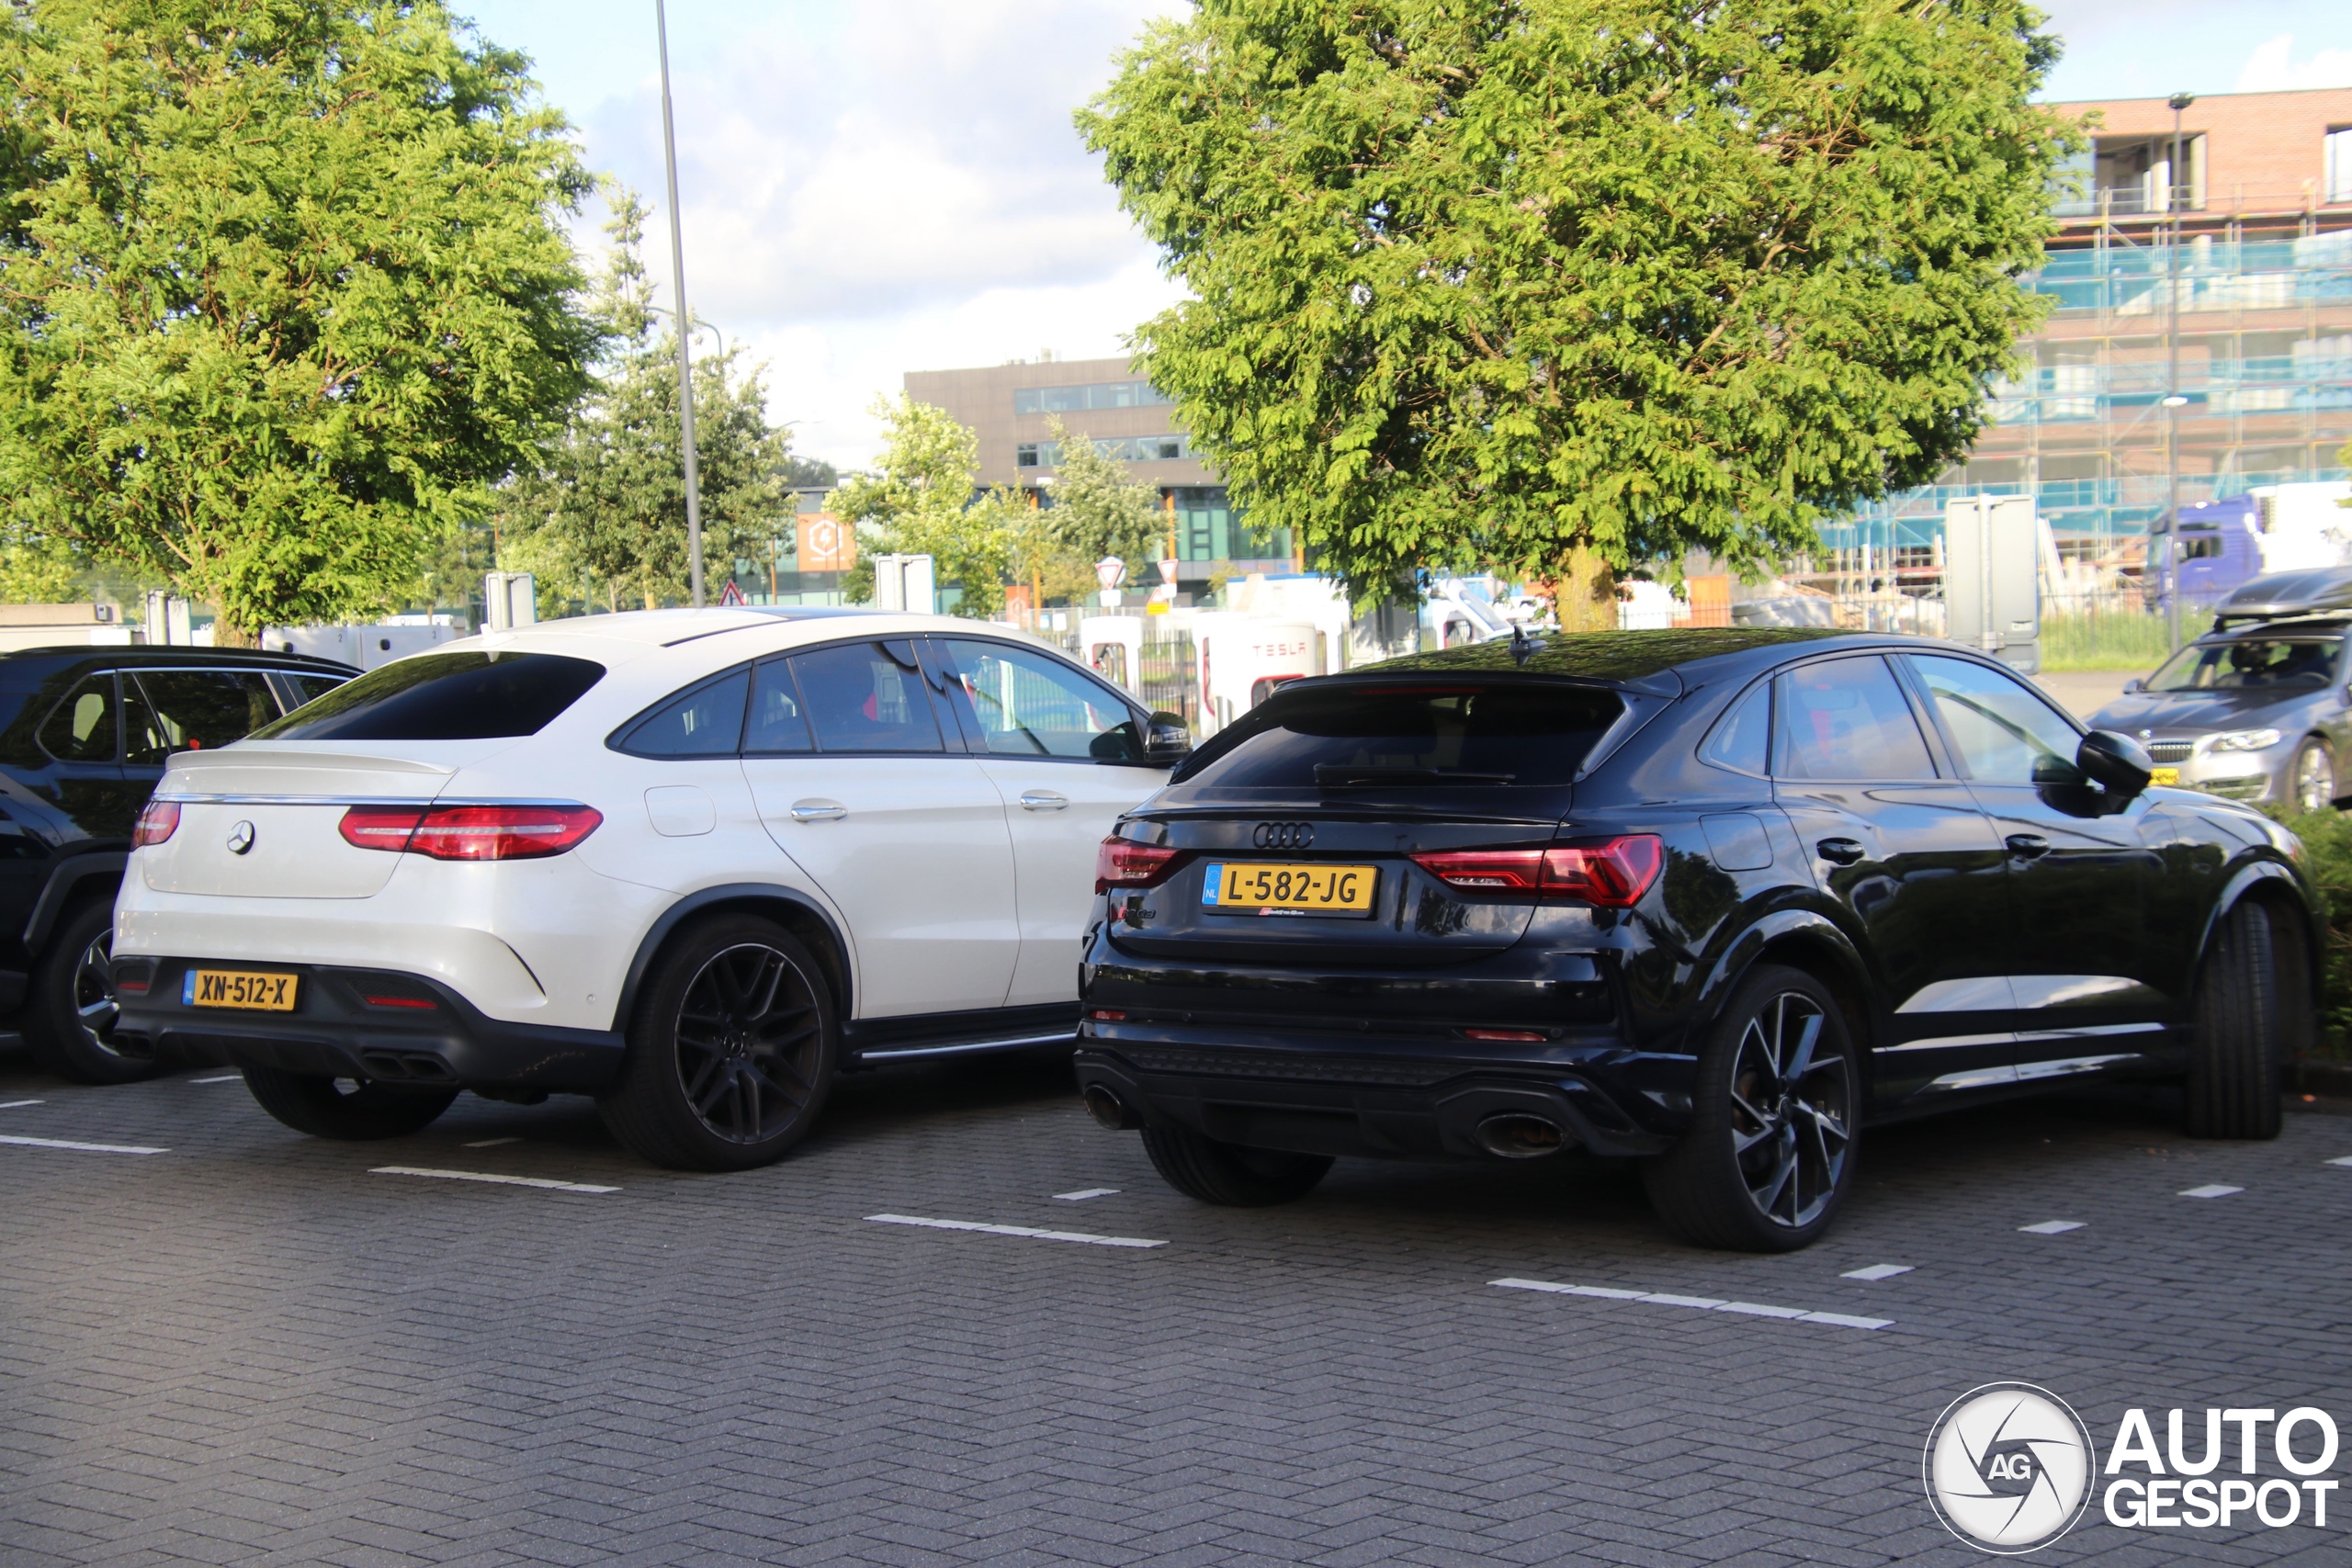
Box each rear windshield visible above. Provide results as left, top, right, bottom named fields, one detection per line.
left=1175, top=682, right=1624, bottom=789
left=251, top=652, right=606, bottom=741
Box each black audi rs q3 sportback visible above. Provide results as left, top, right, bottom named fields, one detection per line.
left=1074, top=628, right=2320, bottom=1251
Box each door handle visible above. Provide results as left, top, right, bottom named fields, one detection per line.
left=2005, top=833, right=2051, bottom=860
left=1018, top=790, right=1069, bottom=812
left=1815, top=838, right=1866, bottom=865
left=787, top=799, right=846, bottom=822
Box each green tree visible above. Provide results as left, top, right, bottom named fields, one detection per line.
left=0, top=0, right=597, bottom=642
left=507, top=188, right=791, bottom=610
left=828, top=396, right=1010, bottom=617
left=1040, top=416, right=1166, bottom=590
left=1080, top=0, right=2078, bottom=627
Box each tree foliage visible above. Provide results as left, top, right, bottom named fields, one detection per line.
left=828, top=396, right=1012, bottom=616
left=1040, top=416, right=1167, bottom=587
left=505, top=188, right=790, bottom=611
left=0, top=0, right=598, bottom=640
left=1080, top=0, right=2078, bottom=618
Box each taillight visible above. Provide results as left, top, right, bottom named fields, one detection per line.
left=1095, top=837, right=1185, bottom=892
left=1411, top=834, right=1662, bottom=908
left=338, top=803, right=604, bottom=861
left=132, top=799, right=180, bottom=848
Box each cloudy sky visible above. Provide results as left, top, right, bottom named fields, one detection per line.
left=455, top=0, right=2352, bottom=473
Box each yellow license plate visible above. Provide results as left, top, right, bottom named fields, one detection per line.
left=1204, top=862, right=1377, bottom=916
left=184, top=969, right=300, bottom=1011
left=2149, top=766, right=2180, bottom=786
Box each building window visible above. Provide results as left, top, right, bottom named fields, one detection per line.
left=1016, top=434, right=1193, bottom=468
left=2329, top=127, right=2352, bottom=205
left=1012, top=380, right=1174, bottom=415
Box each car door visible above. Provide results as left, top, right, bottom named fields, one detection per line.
left=928, top=637, right=1170, bottom=1007
left=1769, top=654, right=2018, bottom=1109
left=738, top=637, right=1020, bottom=1019
left=1899, top=652, right=2180, bottom=1081
left=31, top=672, right=142, bottom=840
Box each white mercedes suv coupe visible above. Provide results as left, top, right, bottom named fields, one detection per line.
left=111, top=608, right=1186, bottom=1168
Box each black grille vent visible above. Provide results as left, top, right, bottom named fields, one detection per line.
left=2148, top=742, right=2193, bottom=764
left=1125, top=1046, right=1455, bottom=1087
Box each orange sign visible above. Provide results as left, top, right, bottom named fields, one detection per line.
left=797, top=512, right=856, bottom=572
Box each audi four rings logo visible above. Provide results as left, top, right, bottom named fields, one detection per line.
left=1252, top=821, right=1313, bottom=850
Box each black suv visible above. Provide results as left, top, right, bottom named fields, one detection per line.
left=1075, top=628, right=2319, bottom=1251
left=0, top=646, right=356, bottom=1082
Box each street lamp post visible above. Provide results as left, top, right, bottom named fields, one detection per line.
left=655, top=0, right=706, bottom=608
left=2164, top=90, right=2193, bottom=654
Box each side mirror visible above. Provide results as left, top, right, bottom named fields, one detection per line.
left=2076, top=729, right=2154, bottom=796
left=1143, top=710, right=1192, bottom=769
left=2121, top=677, right=2144, bottom=694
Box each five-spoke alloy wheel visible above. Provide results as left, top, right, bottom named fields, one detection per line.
left=1643, top=964, right=1858, bottom=1251
left=2293, top=739, right=2336, bottom=815
left=602, top=915, right=837, bottom=1170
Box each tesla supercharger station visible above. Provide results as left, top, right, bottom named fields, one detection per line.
left=482, top=571, right=537, bottom=631
left=1080, top=615, right=1144, bottom=694
left=872, top=554, right=936, bottom=615
left=1195, top=618, right=1318, bottom=732
left=1942, top=495, right=2041, bottom=675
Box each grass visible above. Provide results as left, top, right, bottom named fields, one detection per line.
left=2039, top=609, right=2175, bottom=672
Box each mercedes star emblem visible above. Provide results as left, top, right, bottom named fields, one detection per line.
left=226, top=820, right=255, bottom=855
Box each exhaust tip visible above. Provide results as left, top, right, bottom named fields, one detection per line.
left=1082, top=1084, right=1141, bottom=1131
left=1475, top=1112, right=1567, bottom=1159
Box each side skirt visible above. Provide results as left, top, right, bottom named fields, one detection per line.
left=842, top=1003, right=1079, bottom=1068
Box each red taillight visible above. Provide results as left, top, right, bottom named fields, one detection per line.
left=1464, top=1028, right=1546, bottom=1043
left=132, top=799, right=180, bottom=848
left=1095, top=838, right=1184, bottom=893
left=338, top=803, right=604, bottom=861
left=363, top=994, right=436, bottom=1010
left=1411, top=834, right=1662, bottom=908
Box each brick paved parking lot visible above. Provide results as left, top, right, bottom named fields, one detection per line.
left=6, top=1048, right=2352, bottom=1567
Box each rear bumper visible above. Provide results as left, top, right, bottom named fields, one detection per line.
left=1073, top=1031, right=1678, bottom=1160
left=112, top=958, right=626, bottom=1093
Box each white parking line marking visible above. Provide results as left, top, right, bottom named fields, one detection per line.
left=2019, top=1220, right=2086, bottom=1235
left=1491, top=1278, right=1889, bottom=1330
left=371, top=1166, right=617, bottom=1194
left=189, top=1075, right=242, bottom=1085
left=1842, top=1264, right=1915, bottom=1281
left=0, top=1100, right=43, bottom=1110
left=464, top=1137, right=523, bottom=1148
left=2327, top=1156, right=2352, bottom=1168
left=0, top=1134, right=165, bottom=1155
left=1052, top=1188, right=1120, bottom=1201
left=866, top=1213, right=1165, bottom=1249
left=2180, top=1183, right=2244, bottom=1199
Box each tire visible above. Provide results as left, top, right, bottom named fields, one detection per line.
left=2186, top=899, right=2285, bottom=1140
left=1641, top=964, right=1859, bottom=1252
left=598, top=916, right=837, bottom=1171
left=24, top=898, right=155, bottom=1086
left=2291, top=739, right=2336, bottom=815
left=1140, top=1122, right=1332, bottom=1206
left=242, top=1066, right=458, bottom=1139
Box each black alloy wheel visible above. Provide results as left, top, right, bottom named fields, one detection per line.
left=26, top=899, right=156, bottom=1086
left=2292, top=739, right=2335, bottom=815
left=1643, top=964, right=1858, bottom=1252
left=242, top=1065, right=458, bottom=1139
left=600, top=916, right=837, bottom=1171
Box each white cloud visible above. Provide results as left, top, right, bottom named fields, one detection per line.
left=2235, top=32, right=2352, bottom=92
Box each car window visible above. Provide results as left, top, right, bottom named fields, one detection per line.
left=1699, top=682, right=1770, bottom=775
left=39, top=675, right=118, bottom=763
left=936, top=638, right=1140, bottom=761
left=789, top=640, right=942, bottom=753
left=124, top=671, right=281, bottom=765
left=617, top=670, right=749, bottom=758
left=1905, top=655, right=2083, bottom=785
left=253, top=652, right=605, bottom=741
left=745, top=660, right=814, bottom=753
left=1176, top=682, right=1623, bottom=788
left=2144, top=637, right=2339, bottom=692
left=284, top=673, right=347, bottom=707
left=1774, top=658, right=1935, bottom=781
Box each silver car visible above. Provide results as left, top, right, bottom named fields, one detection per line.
left=2089, top=618, right=2351, bottom=812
